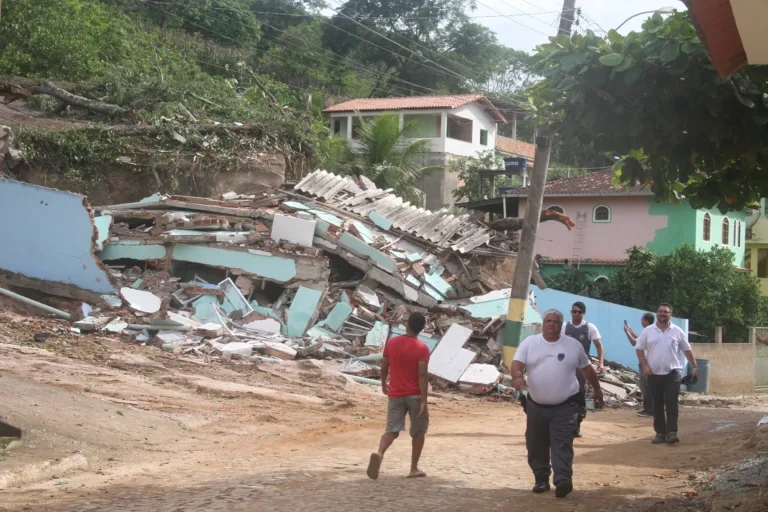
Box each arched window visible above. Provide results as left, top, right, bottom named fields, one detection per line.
left=703, top=213, right=711, bottom=242
left=546, top=205, right=564, bottom=214
left=594, top=275, right=610, bottom=284
left=722, top=218, right=730, bottom=245
left=592, top=205, right=611, bottom=223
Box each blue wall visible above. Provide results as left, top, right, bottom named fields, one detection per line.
left=532, top=286, right=689, bottom=370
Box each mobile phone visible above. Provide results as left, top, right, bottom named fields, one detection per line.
left=623, top=320, right=628, bottom=326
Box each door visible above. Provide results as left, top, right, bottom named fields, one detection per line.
left=756, top=343, right=768, bottom=388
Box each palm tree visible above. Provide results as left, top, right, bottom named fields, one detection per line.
left=324, top=113, right=440, bottom=205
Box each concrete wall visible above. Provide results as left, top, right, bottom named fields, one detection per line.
left=691, top=342, right=756, bottom=395
left=518, top=196, right=747, bottom=266
left=532, top=285, right=689, bottom=370
left=0, top=179, right=116, bottom=295
left=519, top=196, right=666, bottom=260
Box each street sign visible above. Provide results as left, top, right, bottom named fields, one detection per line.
left=504, top=156, right=527, bottom=170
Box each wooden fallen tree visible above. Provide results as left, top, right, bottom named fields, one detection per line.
left=0, top=79, right=127, bottom=116
left=487, top=208, right=576, bottom=233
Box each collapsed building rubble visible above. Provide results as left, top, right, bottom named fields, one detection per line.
left=0, top=171, right=644, bottom=401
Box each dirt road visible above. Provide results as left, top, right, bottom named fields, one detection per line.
left=0, top=314, right=767, bottom=511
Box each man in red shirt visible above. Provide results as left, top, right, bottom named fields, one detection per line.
left=366, top=312, right=430, bottom=480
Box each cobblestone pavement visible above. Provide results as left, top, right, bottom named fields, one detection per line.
left=5, top=405, right=760, bottom=512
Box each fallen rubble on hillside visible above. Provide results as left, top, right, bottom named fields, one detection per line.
left=0, top=170, right=656, bottom=399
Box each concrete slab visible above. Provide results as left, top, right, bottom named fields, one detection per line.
left=271, top=213, right=316, bottom=247
left=428, top=324, right=475, bottom=383
left=364, top=321, right=390, bottom=347
left=286, top=286, right=324, bottom=337
left=99, top=240, right=167, bottom=261
left=0, top=179, right=115, bottom=294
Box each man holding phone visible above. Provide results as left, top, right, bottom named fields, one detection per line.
left=624, top=313, right=655, bottom=417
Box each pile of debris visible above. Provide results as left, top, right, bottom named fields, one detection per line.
left=589, top=358, right=643, bottom=408
left=0, top=170, right=546, bottom=394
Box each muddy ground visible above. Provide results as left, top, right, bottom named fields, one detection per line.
left=0, top=310, right=766, bottom=512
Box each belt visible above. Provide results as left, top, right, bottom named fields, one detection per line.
left=527, top=392, right=585, bottom=409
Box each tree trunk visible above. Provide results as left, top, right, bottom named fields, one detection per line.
left=33, top=81, right=127, bottom=116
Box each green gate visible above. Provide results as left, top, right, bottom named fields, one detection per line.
left=756, top=331, right=768, bottom=389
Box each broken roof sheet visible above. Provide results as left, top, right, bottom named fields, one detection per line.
left=294, top=170, right=497, bottom=254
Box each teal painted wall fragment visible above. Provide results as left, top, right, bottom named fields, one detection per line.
left=309, top=210, right=343, bottom=227
left=365, top=321, right=390, bottom=347
left=94, top=215, right=113, bottom=251
left=307, top=324, right=348, bottom=341
left=99, top=240, right=167, bottom=261
left=406, top=275, right=422, bottom=288
left=193, top=295, right=222, bottom=325
left=338, top=232, right=396, bottom=273
left=314, top=218, right=330, bottom=234
left=407, top=253, right=423, bottom=263
left=390, top=251, right=407, bottom=260
left=352, top=221, right=376, bottom=243
left=423, top=284, right=446, bottom=301
left=286, top=286, right=323, bottom=337
left=172, top=245, right=297, bottom=282
left=283, top=201, right=310, bottom=210
left=424, top=272, right=453, bottom=296
left=324, top=303, right=353, bottom=331
left=459, top=298, right=541, bottom=324
left=368, top=211, right=393, bottom=230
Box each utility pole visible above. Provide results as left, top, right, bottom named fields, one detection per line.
left=501, top=0, right=572, bottom=369
left=558, top=0, right=577, bottom=36
left=501, top=135, right=552, bottom=368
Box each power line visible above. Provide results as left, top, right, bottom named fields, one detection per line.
left=493, top=0, right=561, bottom=29
left=474, top=0, right=551, bottom=37
left=324, top=0, right=531, bottom=108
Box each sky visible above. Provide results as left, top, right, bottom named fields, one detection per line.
left=474, top=0, right=685, bottom=52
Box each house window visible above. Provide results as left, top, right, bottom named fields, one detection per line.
left=592, top=205, right=611, bottom=223
left=480, top=129, right=488, bottom=146
left=403, top=114, right=441, bottom=138
left=351, top=115, right=376, bottom=139
left=736, top=221, right=741, bottom=247
left=446, top=115, right=473, bottom=143
left=722, top=218, right=730, bottom=245
left=546, top=205, right=564, bottom=214
left=702, top=213, right=711, bottom=242
left=333, top=117, right=348, bottom=138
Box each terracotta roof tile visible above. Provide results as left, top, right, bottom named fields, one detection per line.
left=506, top=169, right=651, bottom=196
left=541, top=258, right=626, bottom=265
left=323, top=94, right=506, bottom=123
left=496, top=136, right=535, bottom=161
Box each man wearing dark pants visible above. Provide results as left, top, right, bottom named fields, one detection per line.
left=367, top=312, right=430, bottom=480
left=562, top=301, right=604, bottom=437
left=636, top=303, right=699, bottom=445
left=512, top=309, right=604, bottom=498
left=624, top=312, right=655, bottom=417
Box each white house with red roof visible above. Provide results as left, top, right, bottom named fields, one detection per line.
left=323, top=94, right=532, bottom=210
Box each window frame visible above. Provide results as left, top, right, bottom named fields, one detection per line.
left=592, top=204, right=611, bottom=223
left=546, top=205, right=565, bottom=214
left=479, top=129, right=489, bottom=146
left=702, top=213, right=711, bottom=243
left=722, top=217, right=730, bottom=245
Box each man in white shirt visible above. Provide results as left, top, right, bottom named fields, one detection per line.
left=512, top=309, right=604, bottom=499
left=561, top=301, right=605, bottom=437
left=635, top=303, right=699, bottom=445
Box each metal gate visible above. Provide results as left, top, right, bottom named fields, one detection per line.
left=757, top=344, right=768, bottom=388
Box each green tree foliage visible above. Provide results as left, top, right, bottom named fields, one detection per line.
left=545, top=267, right=607, bottom=297
left=102, top=0, right=261, bottom=48
left=600, top=246, right=767, bottom=341
left=450, top=149, right=511, bottom=202
left=323, top=114, right=438, bottom=203
left=529, top=11, right=768, bottom=212
left=322, top=0, right=509, bottom=95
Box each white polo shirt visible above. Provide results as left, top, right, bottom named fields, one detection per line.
left=513, top=334, right=590, bottom=405
left=635, top=323, right=691, bottom=375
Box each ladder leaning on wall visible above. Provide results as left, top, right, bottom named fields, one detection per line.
left=570, top=212, right=587, bottom=269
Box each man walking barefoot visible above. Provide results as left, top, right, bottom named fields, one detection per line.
left=367, top=312, right=430, bottom=480
left=636, top=303, right=698, bottom=445
left=512, top=309, right=604, bottom=498
left=624, top=312, right=655, bottom=417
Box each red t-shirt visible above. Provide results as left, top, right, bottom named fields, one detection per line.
left=383, top=335, right=430, bottom=398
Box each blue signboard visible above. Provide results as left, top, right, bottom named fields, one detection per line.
left=504, top=156, right=527, bottom=170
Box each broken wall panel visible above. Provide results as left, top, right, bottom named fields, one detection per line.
left=286, top=285, right=324, bottom=337
left=0, top=179, right=116, bottom=294
left=171, top=244, right=326, bottom=283
left=428, top=324, right=476, bottom=383
left=99, top=240, right=167, bottom=261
